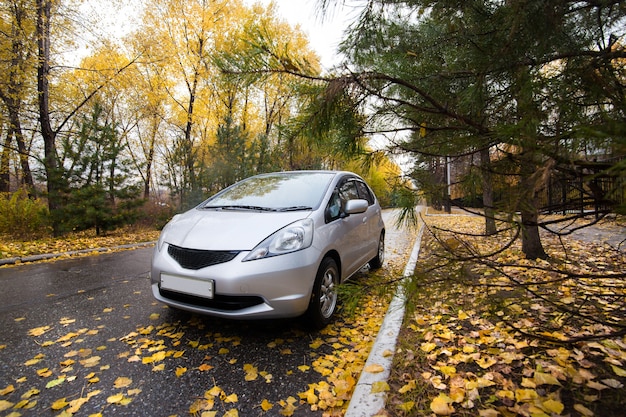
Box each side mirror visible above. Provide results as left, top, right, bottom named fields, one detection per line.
left=344, top=199, right=368, bottom=215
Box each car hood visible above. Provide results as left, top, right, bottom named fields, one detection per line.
left=162, top=209, right=311, bottom=251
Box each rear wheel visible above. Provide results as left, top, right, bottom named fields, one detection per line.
left=306, top=257, right=339, bottom=329
left=369, top=231, right=385, bottom=269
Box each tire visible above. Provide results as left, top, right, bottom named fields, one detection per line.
left=369, top=231, right=385, bottom=270
left=306, top=257, right=339, bottom=329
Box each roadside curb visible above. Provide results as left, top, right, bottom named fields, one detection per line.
left=345, top=217, right=425, bottom=417
left=0, top=241, right=155, bottom=266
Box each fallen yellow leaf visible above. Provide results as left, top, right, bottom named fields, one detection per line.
left=223, top=393, right=238, bottom=403
left=20, top=388, right=39, bottom=399
left=260, top=399, right=273, bottom=411
left=113, top=377, right=132, bottom=388
left=45, top=377, right=65, bottom=389
left=79, top=356, right=101, bottom=368
left=610, top=365, right=626, bottom=377
left=475, top=355, right=497, bottom=369
left=515, top=388, right=538, bottom=402
left=175, top=367, right=187, bottom=377
left=587, top=380, right=608, bottom=390
left=0, top=385, right=15, bottom=395
left=206, top=386, right=222, bottom=397
left=574, top=403, right=594, bottom=416
left=67, top=397, right=89, bottom=413
left=364, top=364, right=385, bottom=373
left=542, top=399, right=564, bottom=414
left=371, top=381, right=389, bottom=393
left=28, top=326, right=51, bottom=337
left=420, top=342, right=437, bottom=352
left=51, top=398, right=69, bottom=410
left=199, top=363, right=213, bottom=372
left=0, top=400, right=13, bottom=412
left=398, top=379, right=416, bottom=394
left=398, top=401, right=415, bottom=412
left=106, top=393, right=124, bottom=404
left=534, top=371, right=561, bottom=386
left=24, top=358, right=42, bottom=366
left=430, top=394, right=454, bottom=415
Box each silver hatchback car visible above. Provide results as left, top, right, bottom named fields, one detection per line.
left=151, top=170, right=385, bottom=328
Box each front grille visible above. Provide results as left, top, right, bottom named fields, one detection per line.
left=168, top=244, right=240, bottom=270
left=160, top=289, right=264, bottom=311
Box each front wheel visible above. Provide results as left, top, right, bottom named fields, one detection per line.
left=369, top=231, right=385, bottom=269
left=306, top=257, right=339, bottom=329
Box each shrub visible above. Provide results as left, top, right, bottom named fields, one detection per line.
left=0, top=189, right=51, bottom=239
left=136, top=200, right=175, bottom=230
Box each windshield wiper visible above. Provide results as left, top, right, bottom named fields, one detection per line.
left=203, top=205, right=275, bottom=211
left=276, top=206, right=313, bottom=212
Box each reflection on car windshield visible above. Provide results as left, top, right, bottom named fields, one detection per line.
left=203, top=172, right=334, bottom=210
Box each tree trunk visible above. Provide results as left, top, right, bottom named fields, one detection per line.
left=0, top=121, right=35, bottom=192
left=0, top=133, right=11, bottom=192
left=144, top=145, right=153, bottom=199
left=0, top=1, right=34, bottom=192
left=520, top=204, right=546, bottom=260
left=10, top=113, right=34, bottom=189
left=480, top=146, right=497, bottom=235
left=142, top=116, right=158, bottom=199
left=519, top=153, right=548, bottom=260
left=37, top=0, right=62, bottom=234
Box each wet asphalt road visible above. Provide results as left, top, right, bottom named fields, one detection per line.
left=0, top=248, right=342, bottom=417
left=0, top=211, right=412, bottom=417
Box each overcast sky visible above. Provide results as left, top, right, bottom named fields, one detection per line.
left=77, top=1, right=358, bottom=71
left=245, top=0, right=361, bottom=70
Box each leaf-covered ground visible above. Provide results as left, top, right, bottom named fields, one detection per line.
left=2, top=214, right=624, bottom=416
left=385, top=213, right=626, bottom=417
left=0, top=227, right=160, bottom=262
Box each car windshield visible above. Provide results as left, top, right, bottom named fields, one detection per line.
left=202, top=172, right=335, bottom=211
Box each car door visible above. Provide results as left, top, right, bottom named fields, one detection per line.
left=354, top=179, right=382, bottom=259
left=335, top=178, right=371, bottom=276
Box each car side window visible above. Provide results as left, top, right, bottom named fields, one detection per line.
left=339, top=180, right=359, bottom=202
left=326, top=189, right=341, bottom=222
left=355, top=181, right=375, bottom=205
left=325, top=180, right=360, bottom=223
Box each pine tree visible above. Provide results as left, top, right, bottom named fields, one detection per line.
left=61, top=103, right=143, bottom=235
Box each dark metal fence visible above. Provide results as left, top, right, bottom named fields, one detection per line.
left=539, top=158, right=625, bottom=215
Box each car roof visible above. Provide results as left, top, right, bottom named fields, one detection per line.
left=255, top=170, right=360, bottom=178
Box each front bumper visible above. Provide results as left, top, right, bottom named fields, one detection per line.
left=150, top=244, right=321, bottom=319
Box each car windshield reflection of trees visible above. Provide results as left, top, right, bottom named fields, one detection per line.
left=203, top=173, right=333, bottom=210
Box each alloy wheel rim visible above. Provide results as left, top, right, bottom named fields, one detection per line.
left=319, top=269, right=337, bottom=319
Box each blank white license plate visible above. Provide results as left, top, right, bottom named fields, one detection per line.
left=160, top=274, right=214, bottom=299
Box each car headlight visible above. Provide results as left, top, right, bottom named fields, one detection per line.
left=157, top=215, right=179, bottom=251
left=243, top=218, right=314, bottom=261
